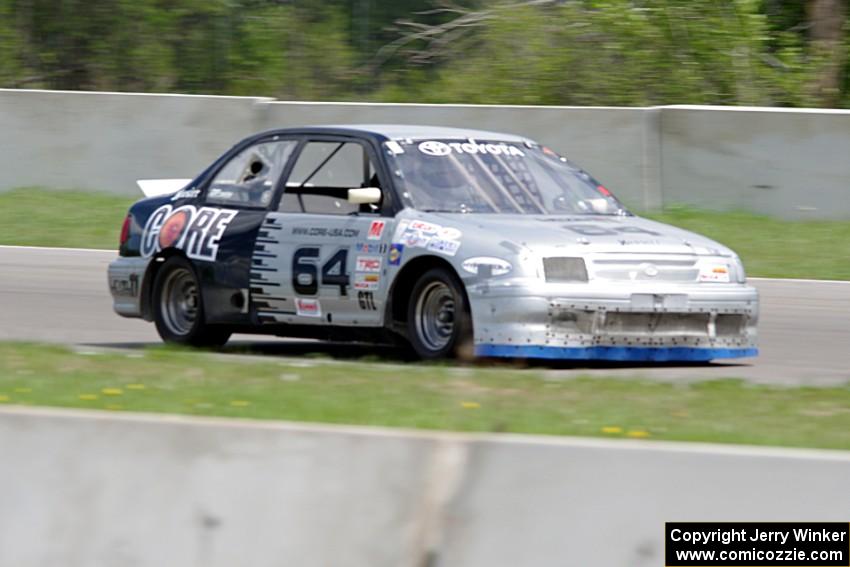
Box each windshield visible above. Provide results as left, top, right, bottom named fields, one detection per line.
left=384, top=139, right=628, bottom=215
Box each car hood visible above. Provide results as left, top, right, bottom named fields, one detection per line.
left=425, top=213, right=734, bottom=257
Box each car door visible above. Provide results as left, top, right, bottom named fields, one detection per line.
left=249, top=137, right=393, bottom=327
left=192, top=136, right=299, bottom=324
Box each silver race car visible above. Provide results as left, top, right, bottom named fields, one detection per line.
left=108, top=125, right=758, bottom=361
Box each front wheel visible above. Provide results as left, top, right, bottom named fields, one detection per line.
left=152, top=256, right=231, bottom=347
left=406, top=267, right=473, bottom=360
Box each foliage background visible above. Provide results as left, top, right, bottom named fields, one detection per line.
left=0, top=0, right=847, bottom=107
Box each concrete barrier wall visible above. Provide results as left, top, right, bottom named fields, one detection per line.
left=0, top=89, right=269, bottom=195
left=661, top=105, right=850, bottom=219
left=1, top=89, right=849, bottom=217
left=1, top=407, right=848, bottom=567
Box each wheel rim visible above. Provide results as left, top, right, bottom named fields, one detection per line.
left=414, top=281, right=456, bottom=352
left=160, top=267, right=198, bottom=336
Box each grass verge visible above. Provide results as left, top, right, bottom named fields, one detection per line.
left=0, top=188, right=133, bottom=249
left=1, top=342, right=848, bottom=450
left=1, top=189, right=849, bottom=280
left=645, top=206, right=850, bottom=280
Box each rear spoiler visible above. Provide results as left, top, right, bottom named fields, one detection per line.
left=136, top=179, right=193, bottom=198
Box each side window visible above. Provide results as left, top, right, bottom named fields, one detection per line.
left=279, top=141, right=381, bottom=215
left=207, top=140, right=297, bottom=207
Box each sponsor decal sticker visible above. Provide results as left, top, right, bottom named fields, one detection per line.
left=353, top=273, right=380, bottom=291
left=401, top=229, right=430, bottom=248
left=426, top=238, right=461, bottom=256
left=384, top=141, right=405, bottom=155
left=618, top=239, right=662, bottom=246
left=698, top=264, right=731, bottom=283
left=355, top=256, right=382, bottom=273
left=355, top=242, right=386, bottom=254
left=408, top=220, right=442, bottom=235
left=393, top=220, right=462, bottom=252
left=295, top=298, right=322, bottom=317
left=388, top=244, right=404, bottom=266
left=392, top=220, right=410, bottom=241
left=438, top=227, right=462, bottom=240
left=292, top=227, right=360, bottom=238
left=367, top=220, right=386, bottom=240
left=141, top=204, right=237, bottom=261
left=417, top=140, right=525, bottom=157
left=171, top=187, right=200, bottom=201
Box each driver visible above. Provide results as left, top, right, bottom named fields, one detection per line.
left=241, top=158, right=273, bottom=205
left=402, top=151, right=473, bottom=210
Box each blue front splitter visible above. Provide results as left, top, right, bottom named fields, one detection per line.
left=475, top=344, right=758, bottom=362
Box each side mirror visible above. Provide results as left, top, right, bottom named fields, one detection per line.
left=348, top=187, right=382, bottom=205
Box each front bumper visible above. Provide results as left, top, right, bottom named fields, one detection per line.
left=467, top=280, right=758, bottom=361
left=107, top=256, right=150, bottom=318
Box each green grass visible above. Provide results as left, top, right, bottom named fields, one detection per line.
left=0, top=188, right=133, bottom=249
left=1, top=188, right=848, bottom=280
left=1, top=342, right=848, bottom=450
left=645, top=206, right=850, bottom=280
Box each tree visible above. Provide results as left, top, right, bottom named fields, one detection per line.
left=806, top=0, right=848, bottom=105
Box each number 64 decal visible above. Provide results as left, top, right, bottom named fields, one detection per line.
left=293, top=247, right=350, bottom=296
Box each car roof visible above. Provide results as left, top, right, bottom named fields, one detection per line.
left=264, top=124, right=534, bottom=143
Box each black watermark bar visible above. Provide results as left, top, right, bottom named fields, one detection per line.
left=666, top=522, right=850, bottom=567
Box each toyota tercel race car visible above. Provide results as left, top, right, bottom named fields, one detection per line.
left=108, top=125, right=758, bottom=361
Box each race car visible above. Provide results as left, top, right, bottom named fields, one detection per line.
left=108, top=125, right=758, bottom=361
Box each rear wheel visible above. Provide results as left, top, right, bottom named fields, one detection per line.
left=406, top=267, right=472, bottom=360
left=152, top=256, right=231, bottom=347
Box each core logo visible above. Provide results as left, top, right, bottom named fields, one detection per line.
left=368, top=220, right=386, bottom=240
left=141, top=204, right=238, bottom=261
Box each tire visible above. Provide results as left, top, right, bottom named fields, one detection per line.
left=152, top=256, right=231, bottom=347
left=406, top=267, right=473, bottom=360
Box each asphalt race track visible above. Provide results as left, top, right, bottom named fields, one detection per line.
left=1, top=246, right=848, bottom=386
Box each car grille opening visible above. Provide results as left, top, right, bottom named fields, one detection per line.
left=716, top=314, right=745, bottom=337
left=543, top=257, right=588, bottom=282
left=590, top=257, right=698, bottom=282
left=548, top=309, right=751, bottom=341
left=603, top=312, right=710, bottom=336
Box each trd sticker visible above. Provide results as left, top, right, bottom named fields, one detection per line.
left=355, top=256, right=382, bottom=273
left=357, top=291, right=377, bottom=311
left=417, top=140, right=525, bottom=157
left=141, top=204, right=237, bottom=261
left=367, top=220, right=386, bottom=240
left=388, top=244, right=404, bottom=266
left=353, top=273, right=380, bottom=291
left=295, top=298, right=322, bottom=317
